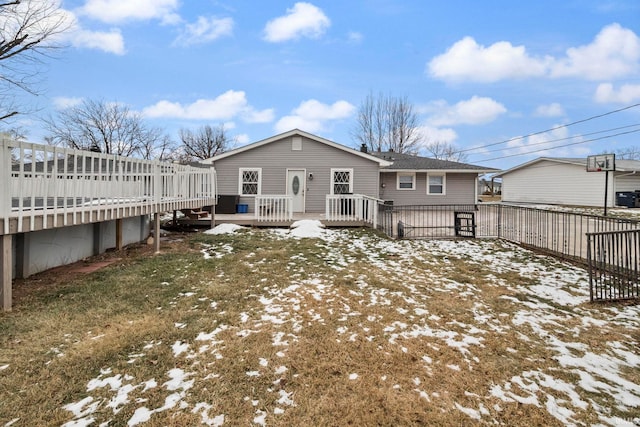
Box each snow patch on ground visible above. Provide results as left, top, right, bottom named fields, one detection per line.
left=204, top=223, right=245, bottom=235
left=58, top=227, right=640, bottom=426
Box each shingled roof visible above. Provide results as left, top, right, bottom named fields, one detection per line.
left=372, top=151, right=498, bottom=173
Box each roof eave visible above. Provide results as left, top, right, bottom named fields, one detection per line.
left=202, top=129, right=391, bottom=166
left=382, top=168, right=499, bottom=174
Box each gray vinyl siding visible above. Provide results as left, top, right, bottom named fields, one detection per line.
left=379, top=172, right=477, bottom=205
left=501, top=160, right=615, bottom=206
left=211, top=135, right=380, bottom=212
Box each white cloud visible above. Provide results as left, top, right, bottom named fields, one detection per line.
left=263, top=2, right=330, bottom=42
left=428, top=23, right=640, bottom=83
left=48, top=7, right=126, bottom=55
left=550, top=23, right=640, bottom=80
left=428, top=37, right=550, bottom=82
left=235, top=134, right=250, bottom=145
left=244, top=108, right=276, bottom=124
left=173, top=16, right=234, bottom=46
left=417, top=126, right=458, bottom=144
left=594, top=82, right=640, bottom=104
left=534, top=103, right=565, bottom=118
left=142, top=90, right=274, bottom=123
left=68, top=27, right=125, bottom=55
left=79, top=0, right=180, bottom=24
left=426, top=96, right=507, bottom=127
left=502, top=126, right=590, bottom=159
left=52, top=96, right=84, bottom=109
left=347, top=31, right=363, bottom=44
left=275, top=99, right=355, bottom=133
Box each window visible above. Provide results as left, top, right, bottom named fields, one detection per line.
left=331, top=168, right=353, bottom=194
left=239, top=168, right=261, bottom=195
left=292, top=136, right=302, bottom=151
left=427, top=174, right=445, bottom=195
left=397, top=173, right=415, bottom=190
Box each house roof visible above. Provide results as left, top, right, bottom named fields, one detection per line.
left=494, top=157, right=640, bottom=178
left=372, top=151, right=499, bottom=174
left=201, top=129, right=392, bottom=166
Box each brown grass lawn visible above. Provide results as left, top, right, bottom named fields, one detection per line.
left=0, top=225, right=639, bottom=426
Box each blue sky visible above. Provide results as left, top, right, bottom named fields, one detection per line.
left=14, top=0, right=640, bottom=169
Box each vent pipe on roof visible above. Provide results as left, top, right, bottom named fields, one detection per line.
left=360, top=143, right=368, bottom=153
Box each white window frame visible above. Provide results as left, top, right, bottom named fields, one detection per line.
left=396, top=172, right=416, bottom=190
left=330, top=168, right=353, bottom=195
left=239, top=167, right=262, bottom=196
left=427, top=173, right=446, bottom=195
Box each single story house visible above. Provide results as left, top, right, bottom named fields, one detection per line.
left=494, top=157, right=640, bottom=207
left=372, top=151, right=498, bottom=205
left=201, top=129, right=497, bottom=215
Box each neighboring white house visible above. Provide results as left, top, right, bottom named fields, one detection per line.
left=495, top=157, right=640, bottom=207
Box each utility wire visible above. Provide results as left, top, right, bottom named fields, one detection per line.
left=468, top=123, right=640, bottom=156
left=457, top=102, right=640, bottom=155
left=475, top=128, right=640, bottom=162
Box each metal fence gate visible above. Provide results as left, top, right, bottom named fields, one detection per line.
left=587, top=229, right=640, bottom=302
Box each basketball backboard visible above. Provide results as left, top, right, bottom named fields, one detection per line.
left=586, top=154, right=615, bottom=172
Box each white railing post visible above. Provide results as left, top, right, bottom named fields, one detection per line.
left=0, top=139, right=10, bottom=235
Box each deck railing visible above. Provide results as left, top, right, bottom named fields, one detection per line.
left=255, top=195, right=293, bottom=222
left=1, top=139, right=217, bottom=234
left=325, top=194, right=380, bottom=225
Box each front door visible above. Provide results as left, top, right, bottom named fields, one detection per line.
left=287, top=169, right=306, bottom=213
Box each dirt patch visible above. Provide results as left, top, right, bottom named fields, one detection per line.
left=10, top=231, right=193, bottom=304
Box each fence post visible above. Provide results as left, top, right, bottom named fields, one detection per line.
left=586, top=233, right=594, bottom=302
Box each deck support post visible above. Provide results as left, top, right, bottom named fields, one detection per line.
left=154, top=213, right=161, bottom=253
left=93, top=222, right=103, bottom=255
left=210, top=205, right=215, bottom=229
left=15, top=233, right=30, bottom=279
left=116, top=218, right=123, bottom=250
left=1, top=234, right=12, bottom=311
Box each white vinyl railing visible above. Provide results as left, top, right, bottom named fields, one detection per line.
left=1, top=139, right=217, bottom=234
left=255, top=195, right=293, bottom=222
left=325, top=194, right=380, bottom=225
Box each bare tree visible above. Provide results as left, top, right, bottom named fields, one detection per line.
left=352, top=92, right=423, bottom=153
left=140, top=133, right=176, bottom=161
left=613, top=147, right=640, bottom=160
left=178, top=124, right=234, bottom=161
left=45, top=99, right=169, bottom=158
left=0, top=0, right=71, bottom=121
left=423, top=141, right=469, bottom=162
left=0, top=125, right=27, bottom=140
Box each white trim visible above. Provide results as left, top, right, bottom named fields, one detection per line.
left=286, top=168, right=306, bottom=212
left=330, top=168, right=353, bottom=195
left=203, top=129, right=392, bottom=166
left=396, top=172, right=416, bottom=190
left=239, top=167, right=262, bottom=196
left=427, top=173, right=446, bottom=195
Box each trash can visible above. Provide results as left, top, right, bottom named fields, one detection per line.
left=216, top=195, right=239, bottom=214
left=236, top=204, right=248, bottom=213
left=616, top=192, right=637, bottom=208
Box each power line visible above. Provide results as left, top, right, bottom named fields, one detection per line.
left=457, top=102, right=640, bottom=155
left=468, top=123, right=640, bottom=157
left=475, top=128, right=640, bottom=162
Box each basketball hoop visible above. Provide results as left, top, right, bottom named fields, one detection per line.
left=586, top=154, right=616, bottom=216
left=587, top=154, right=615, bottom=172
